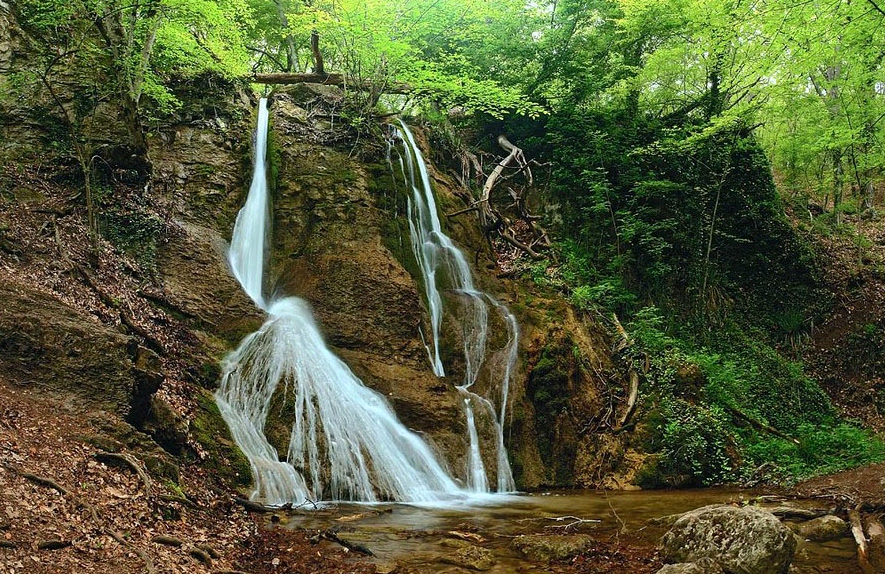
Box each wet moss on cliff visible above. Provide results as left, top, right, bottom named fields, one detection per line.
left=192, top=390, right=252, bottom=489
left=526, top=338, right=579, bottom=485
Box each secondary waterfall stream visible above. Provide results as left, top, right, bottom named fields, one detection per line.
left=216, top=98, right=517, bottom=505
left=389, top=122, right=517, bottom=493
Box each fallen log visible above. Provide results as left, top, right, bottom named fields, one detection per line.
left=234, top=496, right=292, bottom=513
left=849, top=507, right=875, bottom=574
left=252, top=72, right=410, bottom=93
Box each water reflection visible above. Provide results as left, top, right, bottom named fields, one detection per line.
left=283, top=489, right=860, bottom=573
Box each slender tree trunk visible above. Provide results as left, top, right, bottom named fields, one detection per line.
left=273, top=0, right=298, bottom=71
left=832, top=148, right=844, bottom=225
left=311, top=30, right=325, bottom=75
left=706, top=52, right=725, bottom=118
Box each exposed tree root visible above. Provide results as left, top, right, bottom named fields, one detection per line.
left=95, top=451, right=153, bottom=496
left=151, top=535, right=184, bottom=547
left=610, top=314, right=642, bottom=433
left=3, top=463, right=157, bottom=574
left=613, top=371, right=640, bottom=433
left=159, top=493, right=199, bottom=508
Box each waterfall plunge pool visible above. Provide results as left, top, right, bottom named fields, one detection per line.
left=273, top=488, right=860, bottom=574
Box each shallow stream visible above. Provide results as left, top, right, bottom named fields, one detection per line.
left=283, top=489, right=860, bottom=573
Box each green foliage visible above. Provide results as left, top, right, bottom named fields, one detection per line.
left=14, top=0, right=253, bottom=120
left=744, top=423, right=885, bottom=483
left=637, top=398, right=733, bottom=488
left=103, top=210, right=166, bottom=275
left=620, top=309, right=885, bottom=486
left=544, top=107, right=818, bottom=324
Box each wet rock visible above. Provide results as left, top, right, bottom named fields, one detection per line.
left=265, top=104, right=470, bottom=466
left=372, top=561, right=397, bottom=574
left=154, top=222, right=264, bottom=346
left=511, top=534, right=594, bottom=562
left=657, top=558, right=724, bottom=574
left=660, top=504, right=796, bottom=574
left=128, top=346, right=165, bottom=428
left=143, top=395, right=189, bottom=456
left=794, top=515, right=849, bottom=541
left=438, top=539, right=495, bottom=571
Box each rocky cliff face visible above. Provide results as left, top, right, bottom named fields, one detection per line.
left=0, top=14, right=634, bottom=491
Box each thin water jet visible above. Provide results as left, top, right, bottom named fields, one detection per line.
left=389, top=121, right=518, bottom=494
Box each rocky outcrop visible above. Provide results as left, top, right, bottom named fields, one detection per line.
left=259, top=87, right=472, bottom=474
left=153, top=221, right=264, bottom=345
left=0, top=277, right=134, bottom=413
left=660, top=505, right=796, bottom=574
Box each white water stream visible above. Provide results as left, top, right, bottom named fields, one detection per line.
left=216, top=99, right=467, bottom=505
left=390, top=122, right=517, bottom=493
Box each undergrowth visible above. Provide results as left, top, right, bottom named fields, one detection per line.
left=520, top=111, right=885, bottom=487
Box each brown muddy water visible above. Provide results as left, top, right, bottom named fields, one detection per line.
left=281, top=489, right=860, bottom=573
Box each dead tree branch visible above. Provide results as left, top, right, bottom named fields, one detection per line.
left=449, top=135, right=549, bottom=261
left=850, top=507, right=876, bottom=574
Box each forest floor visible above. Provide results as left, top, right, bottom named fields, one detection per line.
left=0, top=376, right=666, bottom=574
left=0, top=378, right=377, bottom=574
left=785, top=206, right=885, bottom=515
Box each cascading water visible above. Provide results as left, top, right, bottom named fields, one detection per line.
left=389, top=121, right=518, bottom=493
left=216, top=99, right=465, bottom=505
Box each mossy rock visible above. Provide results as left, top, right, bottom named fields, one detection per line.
left=191, top=389, right=252, bottom=489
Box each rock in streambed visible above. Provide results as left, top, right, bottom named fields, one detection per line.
left=659, top=504, right=796, bottom=574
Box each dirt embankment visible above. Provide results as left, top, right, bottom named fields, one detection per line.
left=801, top=215, right=885, bottom=434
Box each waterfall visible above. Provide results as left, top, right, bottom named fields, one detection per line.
left=216, top=99, right=465, bottom=505
left=228, top=99, right=270, bottom=309
left=389, top=121, right=517, bottom=493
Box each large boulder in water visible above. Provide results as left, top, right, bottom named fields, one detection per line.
left=660, top=504, right=796, bottom=574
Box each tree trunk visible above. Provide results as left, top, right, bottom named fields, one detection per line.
left=311, top=30, right=325, bottom=75
left=273, top=0, right=298, bottom=72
